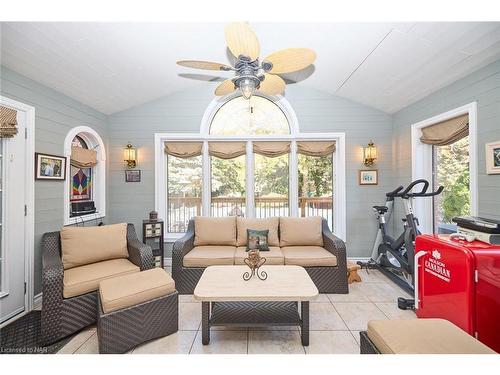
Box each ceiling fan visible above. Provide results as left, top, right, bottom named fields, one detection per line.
left=177, top=23, right=316, bottom=99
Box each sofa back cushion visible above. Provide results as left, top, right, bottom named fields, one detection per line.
left=236, top=217, right=279, bottom=247
left=279, top=216, right=323, bottom=247
left=60, top=223, right=129, bottom=270
left=194, top=216, right=237, bottom=246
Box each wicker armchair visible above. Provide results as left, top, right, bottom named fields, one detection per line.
left=40, top=223, right=154, bottom=345
left=172, top=218, right=348, bottom=294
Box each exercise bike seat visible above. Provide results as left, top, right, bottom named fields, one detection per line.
left=372, top=205, right=389, bottom=213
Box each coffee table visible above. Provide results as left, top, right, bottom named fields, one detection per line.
left=193, top=265, right=318, bottom=346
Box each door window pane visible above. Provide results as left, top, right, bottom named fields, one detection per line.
left=432, top=136, right=470, bottom=234
left=255, top=154, right=289, bottom=218
left=211, top=155, right=246, bottom=217
left=298, top=154, right=334, bottom=229
left=167, top=154, right=202, bottom=233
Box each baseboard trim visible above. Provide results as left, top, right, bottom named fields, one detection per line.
left=347, top=257, right=371, bottom=263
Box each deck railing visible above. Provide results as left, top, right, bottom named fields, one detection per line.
left=167, top=196, right=333, bottom=233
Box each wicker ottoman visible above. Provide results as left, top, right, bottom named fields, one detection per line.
left=360, top=319, right=496, bottom=354
left=97, top=268, right=178, bottom=354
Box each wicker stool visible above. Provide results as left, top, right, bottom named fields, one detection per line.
left=347, top=261, right=361, bottom=284
left=97, top=268, right=178, bottom=354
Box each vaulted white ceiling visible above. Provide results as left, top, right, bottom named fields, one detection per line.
left=2, top=22, right=500, bottom=114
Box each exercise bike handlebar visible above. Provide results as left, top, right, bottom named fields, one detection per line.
left=386, top=185, right=404, bottom=198
left=397, top=179, right=429, bottom=198
left=407, top=185, right=444, bottom=198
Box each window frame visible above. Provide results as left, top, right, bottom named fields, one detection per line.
left=155, top=94, right=346, bottom=242
left=411, top=102, right=478, bottom=234
left=63, top=126, right=106, bottom=226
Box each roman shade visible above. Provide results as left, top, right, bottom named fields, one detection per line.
left=71, top=146, right=98, bottom=168
left=420, top=114, right=469, bottom=146
left=164, top=141, right=203, bottom=158
left=253, top=141, right=291, bottom=157
left=297, top=141, right=336, bottom=157
left=0, top=105, right=18, bottom=138
left=208, top=141, right=246, bottom=159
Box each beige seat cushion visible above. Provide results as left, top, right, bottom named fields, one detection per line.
left=234, top=246, right=284, bottom=265
left=282, top=246, right=337, bottom=267
left=236, top=217, right=280, bottom=247
left=183, top=246, right=236, bottom=267
left=279, top=217, right=323, bottom=247
left=194, top=216, right=237, bottom=246
left=63, top=258, right=139, bottom=298
left=99, top=268, right=176, bottom=314
left=367, top=319, right=496, bottom=354
left=60, top=223, right=128, bottom=270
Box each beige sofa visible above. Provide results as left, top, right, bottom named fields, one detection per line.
left=172, top=216, right=348, bottom=294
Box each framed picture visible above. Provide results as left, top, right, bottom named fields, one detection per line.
left=125, top=169, right=141, bottom=182
left=35, top=153, right=66, bottom=180
left=485, top=140, right=500, bottom=175
left=359, top=169, right=378, bottom=185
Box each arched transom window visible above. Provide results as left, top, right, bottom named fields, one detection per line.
left=210, top=96, right=290, bottom=135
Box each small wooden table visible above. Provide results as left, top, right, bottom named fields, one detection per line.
left=194, top=265, right=318, bottom=346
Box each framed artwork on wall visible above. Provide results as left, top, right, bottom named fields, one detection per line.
left=485, top=141, right=500, bottom=175
left=35, top=152, right=67, bottom=180
left=359, top=169, right=378, bottom=185
left=125, top=169, right=141, bottom=182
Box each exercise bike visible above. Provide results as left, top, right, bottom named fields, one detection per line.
left=362, top=179, right=443, bottom=304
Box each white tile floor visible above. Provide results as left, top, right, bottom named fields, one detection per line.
left=60, top=267, right=416, bottom=354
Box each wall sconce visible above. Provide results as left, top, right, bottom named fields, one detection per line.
left=363, top=141, right=377, bottom=167
left=124, top=143, right=137, bottom=169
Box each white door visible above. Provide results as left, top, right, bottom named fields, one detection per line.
left=0, top=109, right=27, bottom=324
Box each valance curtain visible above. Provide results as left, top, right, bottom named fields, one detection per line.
left=296, top=141, right=336, bottom=157
left=253, top=141, right=291, bottom=158
left=208, top=141, right=246, bottom=159
left=420, top=114, right=469, bottom=146
left=164, top=141, right=203, bottom=158
left=71, top=146, right=97, bottom=168
left=0, top=105, right=18, bottom=138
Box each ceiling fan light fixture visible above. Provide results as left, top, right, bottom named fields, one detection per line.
left=239, top=77, right=257, bottom=99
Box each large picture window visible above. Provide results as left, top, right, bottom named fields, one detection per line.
left=211, top=155, right=246, bottom=217
left=166, top=154, right=202, bottom=233
left=298, top=153, right=334, bottom=229
left=157, top=94, right=346, bottom=241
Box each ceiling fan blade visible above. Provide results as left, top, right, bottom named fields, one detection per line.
left=258, top=74, right=286, bottom=96
left=177, top=60, right=232, bottom=71
left=215, top=79, right=236, bottom=96
left=225, top=23, right=260, bottom=61
left=264, top=48, right=316, bottom=74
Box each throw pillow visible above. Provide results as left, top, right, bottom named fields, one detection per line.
left=246, top=229, right=270, bottom=251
